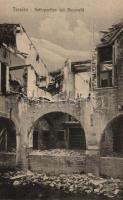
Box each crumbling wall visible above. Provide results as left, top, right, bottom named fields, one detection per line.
left=75, top=72, right=90, bottom=98
left=0, top=153, right=16, bottom=169
left=29, top=153, right=86, bottom=175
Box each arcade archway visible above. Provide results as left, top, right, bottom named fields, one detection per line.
left=32, top=112, right=86, bottom=151
left=100, top=114, right=123, bottom=156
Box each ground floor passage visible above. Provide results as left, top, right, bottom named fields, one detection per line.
left=0, top=113, right=123, bottom=157
left=1, top=114, right=123, bottom=179
left=100, top=114, right=123, bottom=156
left=32, top=112, right=86, bottom=151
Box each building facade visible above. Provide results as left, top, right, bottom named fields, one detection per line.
left=0, top=22, right=123, bottom=178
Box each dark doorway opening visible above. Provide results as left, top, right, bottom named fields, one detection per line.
left=69, top=128, right=86, bottom=150
left=33, top=131, right=38, bottom=150
left=100, top=115, right=123, bottom=156
left=0, top=117, right=16, bottom=152
left=112, top=116, right=123, bottom=154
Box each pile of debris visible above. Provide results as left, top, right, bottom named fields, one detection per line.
left=31, top=149, right=85, bottom=157
left=47, top=69, right=64, bottom=95
left=1, top=171, right=123, bottom=199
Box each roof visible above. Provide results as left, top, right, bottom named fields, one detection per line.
left=97, top=21, right=123, bottom=48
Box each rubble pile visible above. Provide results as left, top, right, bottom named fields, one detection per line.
left=31, top=149, right=85, bottom=157
left=2, top=171, right=123, bottom=199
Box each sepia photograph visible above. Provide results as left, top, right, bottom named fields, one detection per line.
left=0, top=0, right=123, bottom=199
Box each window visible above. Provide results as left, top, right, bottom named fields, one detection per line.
left=97, top=45, right=113, bottom=88
left=69, top=128, right=86, bottom=150
left=100, top=70, right=112, bottom=87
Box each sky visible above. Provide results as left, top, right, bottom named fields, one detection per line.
left=0, top=0, right=123, bottom=70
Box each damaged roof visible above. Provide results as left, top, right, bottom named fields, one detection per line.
left=0, top=23, right=24, bottom=48
left=98, top=21, right=123, bottom=47
left=71, top=60, right=91, bottom=73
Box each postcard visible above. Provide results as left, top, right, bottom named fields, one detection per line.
left=0, top=0, right=123, bottom=199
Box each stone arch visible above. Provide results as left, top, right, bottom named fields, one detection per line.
left=0, top=116, right=16, bottom=152
left=28, top=111, right=86, bottom=151
left=100, top=114, right=123, bottom=156
left=31, top=104, right=82, bottom=124
left=26, top=102, right=85, bottom=134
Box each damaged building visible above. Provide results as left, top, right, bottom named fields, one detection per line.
left=0, top=23, right=50, bottom=97
left=92, top=21, right=123, bottom=90
left=91, top=21, right=123, bottom=156
left=0, top=22, right=123, bottom=178
left=0, top=23, right=90, bottom=155
left=0, top=23, right=52, bottom=154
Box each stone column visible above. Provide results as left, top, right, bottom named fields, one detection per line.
left=63, top=59, right=75, bottom=99
left=16, top=132, right=21, bottom=167
left=20, top=124, right=29, bottom=172
left=96, top=51, right=100, bottom=87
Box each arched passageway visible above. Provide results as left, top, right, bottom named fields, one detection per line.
left=0, top=117, right=16, bottom=152
left=100, top=114, right=123, bottom=156
left=32, top=112, right=86, bottom=151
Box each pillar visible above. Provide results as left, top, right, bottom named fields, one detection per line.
left=63, top=59, right=75, bottom=99
left=19, top=125, right=29, bottom=172
left=96, top=50, right=100, bottom=87
left=16, top=132, right=21, bottom=166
